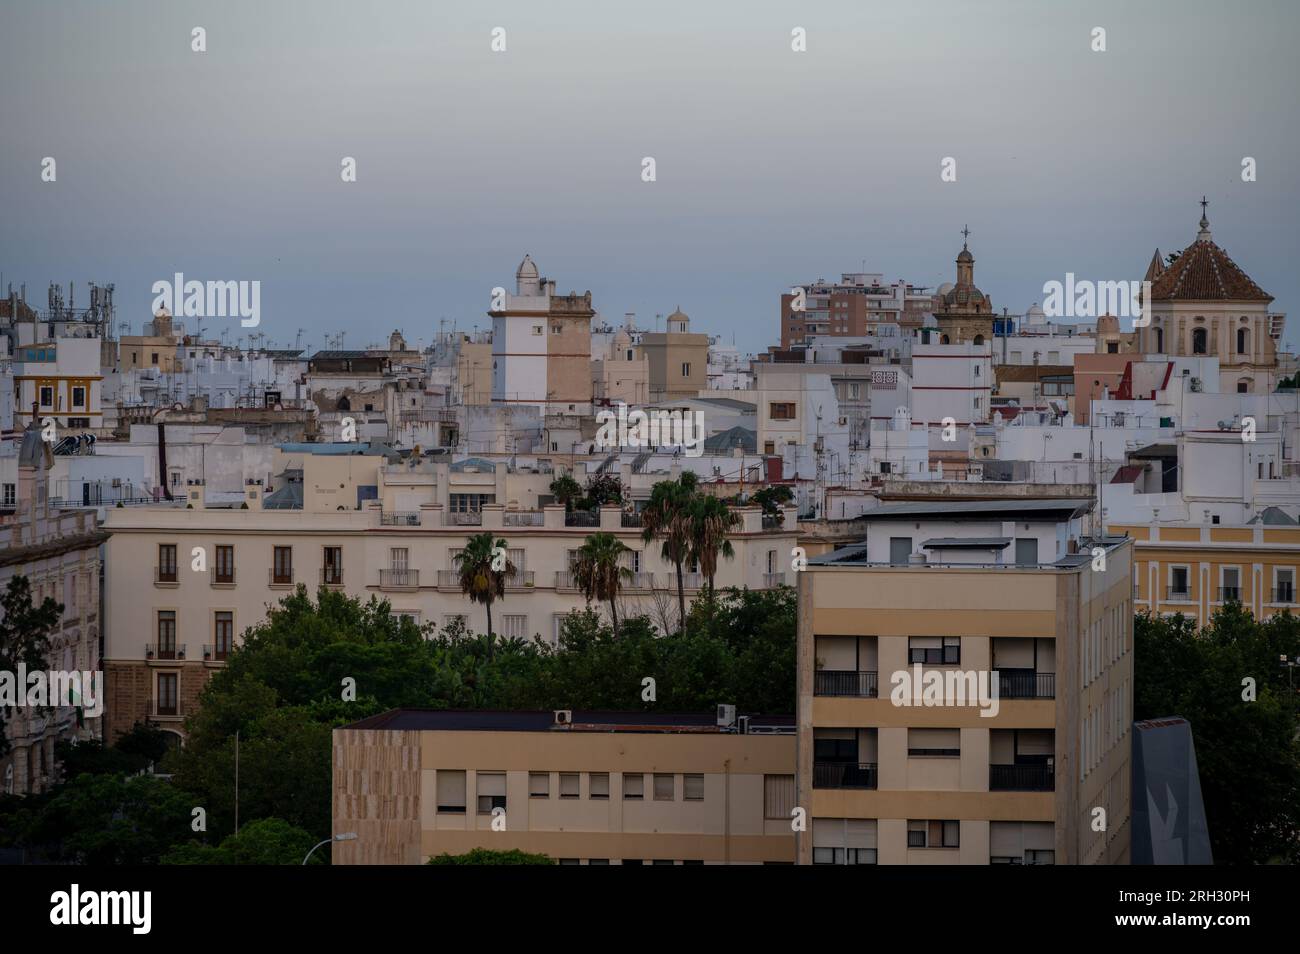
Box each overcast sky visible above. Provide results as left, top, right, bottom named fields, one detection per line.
left=2, top=0, right=1297, bottom=354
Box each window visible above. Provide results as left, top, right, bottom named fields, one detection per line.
left=156, top=672, right=178, bottom=716
left=889, top=537, right=912, bottom=565
left=551, top=324, right=562, bottom=335
left=272, top=546, right=293, bottom=585
left=681, top=362, right=691, bottom=377
left=764, top=775, right=795, bottom=819
left=157, top=611, right=177, bottom=658
left=683, top=774, right=704, bottom=801
left=558, top=858, right=580, bottom=865
left=214, top=545, right=235, bottom=584
left=1238, top=328, right=1249, bottom=354
left=436, top=770, right=466, bottom=813
left=1238, top=381, right=1249, bottom=393
left=476, top=772, right=506, bottom=814
left=391, top=547, right=409, bottom=571
left=449, top=493, right=495, bottom=513
left=653, top=774, right=675, bottom=801
left=157, top=544, right=178, bottom=582
left=908, top=728, right=960, bottom=757
left=2, top=484, right=14, bottom=507
left=529, top=772, right=550, bottom=798
left=813, top=818, right=877, bottom=865
left=589, top=773, right=610, bottom=799
left=1192, top=328, right=1207, bottom=354
left=1107, top=341, right=1119, bottom=354
left=909, top=636, right=960, bottom=665
left=1220, top=567, right=1241, bottom=602
left=560, top=773, right=580, bottom=798
left=323, top=546, right=343, bottom=585
left=151, top=352, right=159, bottom=365
left=1275, top=569, right=1295, bottom=604
left=39, top=386, right=54, bottom=408
left=589, top=859, right=610, bottom=865
left=908, top=819, right=959, bottom=849
left=502, top=615, right=527, bottom=639
left=67, top=417, right=90, bottom=428
left=764, top=441, right=775, bottom=455
left=214, top=611, right=233, bottom=660
left=769, top=402, right=796, bottom=421
left=1169, top=566, right=1189, bottom=598
left=623, top=773, right=644, bottom=800
left=71, top=386, right=86, bottom=408
left=1014, top=537, right=1039, bottom=566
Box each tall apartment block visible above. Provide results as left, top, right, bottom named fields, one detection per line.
left=332, top=709, right=796, bottom=865
left=796, top=499, right=1132, bottom=865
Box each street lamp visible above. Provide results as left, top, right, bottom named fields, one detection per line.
left=303, top=832, right=357, bottom=865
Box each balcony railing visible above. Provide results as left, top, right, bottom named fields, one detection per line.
left=320, top=567, right=344, bottom=586
left=269, top=567, right=295, bottom=586
left=147, top=697, right=183, bottom=719
left=1164, top=586, right=1191, bottom=601
left=504, top=511, right=544, bottom=527
left=154, top=565, right=178, bottom=584
left=1217, top=586, right=1242, bottom=603
left=989, top=763, right=1054, bottom=792
left=814, top=670, right=879, bottom=698
left=813, top=762, right=878, bottom=789
left=203, top=644, right=232, bottom=662
left=145, top=643, right=187, bottom=661
left=1271, top=586, right=1296, bottom=604
left=380, top=511, right=421, bottom=527
left=556, top=570, right=578, bottom=590
left=564, top=510, right=600, bottom=528
left=763, top=571, right=786, bottom=587
left=505, top=570, right=535, bottom=589
left=620, top=512, right=643, bottom=528
left=680, top=572, right=704, bottom=590
left=625, top=571, right=655, bottom=590
left=449, top=511, right=482, bottom=526
left=995, top=670, right=1056, bottom=699
left=379, top=568, right=419, bottom=589
left=211, top=567, right=236, bottom=586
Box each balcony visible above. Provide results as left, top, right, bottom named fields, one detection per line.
left=378, top=568, right=419, bottom=590
left=380, top=511, right=421, bottom=527
left=504, top=511, right=544, bottom=528
left=1217, top=586, right=1242, bottom=603
left=995, top=670, right=1055, bottom=699
left=625, top=571, right=656, bottom=591
left=620, top=512, right=643, bottom=528
left=680, top=572, right=704, bottom=590
left=210, top=567, right=236, bottom=587
left=154, top=565, right=179, bottom=585
left=555, top=571, right=578, bottom=591
left=203, top=644, right=232, bottom=663
left=1164, top=586, right=1191, bottom=602
left=320, top=567, right=344, bottom=587
left=269, top=567, right=295, bottom=588
left=814, top=670, right=879, bottom=698
left=989, top=763, right=1054, bottom=792
left=145, top=643, right=187, bottom=661
left=813, top=762, right=878, bottom=789
left=1271, top=586, right=1296, bottom=604
left=505, top=569, right=535, bottom=590
left=763, top=571, right=786, bottom=587
left=449, top=511, right=482, bottom=526
left=564, top=510, right=599, bottom=528
left=147, top=696, right=183, bottom=720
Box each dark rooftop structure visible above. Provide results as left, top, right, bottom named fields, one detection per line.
left=342, top=708, right=795, bottom=735
left=856, top=498, right=1093, bottom=522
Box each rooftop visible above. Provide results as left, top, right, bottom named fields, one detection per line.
left=858, top=497, right=1093, bottom=522
left=341, top=708, right=795, bottom=734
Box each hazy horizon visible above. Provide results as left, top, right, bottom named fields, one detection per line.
left=2, top=0, right=1297, bottom=354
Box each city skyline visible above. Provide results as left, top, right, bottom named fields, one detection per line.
left=2, top=0, right=1297, bottom=353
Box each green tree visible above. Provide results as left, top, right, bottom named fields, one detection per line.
left=453, top=533, right=515, bottom=651
left=1134, top=607, right=1300, bottom=864
left=548, top=474, right=582, bottom=511
left=642, top=472, right=699, bottom=631
left=427, top=847, right=553, bottom=865
left=582, top=473, right=623, bottom=509
left=162, top=818, right=321, bottom=865
left=0, top=576, right=62, bottom=758
left=688, top=494, right=740, bottom=591
left=750, top=485, right=794, bottom=523
left=571, top=532, right=633, bottom=632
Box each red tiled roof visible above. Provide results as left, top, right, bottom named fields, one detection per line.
left=1110, top=464, right=1145, bottom=485
left=1150, top=238, right=1272, bottom=303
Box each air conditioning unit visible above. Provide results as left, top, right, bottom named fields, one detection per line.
left=553, top=709, right=572, bottom=726
left=737, top=715, right=751, bottom=735
left=716, top=704, right=736, bottom=727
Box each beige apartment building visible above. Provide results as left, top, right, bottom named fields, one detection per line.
left=797, top=499, right=1132, bottom=865
left=101, top=452, right=798, bottom=742
left=332, top=709, right=795, bottom=864
left=1112, top=519, right=1300, bottom=625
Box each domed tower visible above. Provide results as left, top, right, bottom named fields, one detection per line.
left=934, top=225, right=994, bottom=344
left=515, top=254, right=541, bottom=297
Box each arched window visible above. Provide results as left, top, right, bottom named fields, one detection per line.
left=1153, top=327, right=1163, bottom=353
left=337, top=395, right=351, bottom=411
left=973, top=334, right=984, bottom=346
left=1192, top=328, right=1207, bottom=355
left=1237, top=327, right=1249, bottom=354
left=941, top=334, right=950, bottom=345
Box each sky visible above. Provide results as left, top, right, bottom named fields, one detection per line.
left=1, top=0, right=1298, bottom=355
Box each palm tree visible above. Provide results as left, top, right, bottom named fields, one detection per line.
left=688, top=493, right=740, bottom=591
left=641, top=472, right=699, bottom=631
left=572, top=532, right=633, bottom=633
left=453, top=532, right=515, bottom=657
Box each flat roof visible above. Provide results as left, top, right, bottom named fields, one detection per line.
left=340, top=708, right=794, bottom=734
left=921, top=537, right=1012, bottom=549
left=859, top=498, right=1093, bottom=521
